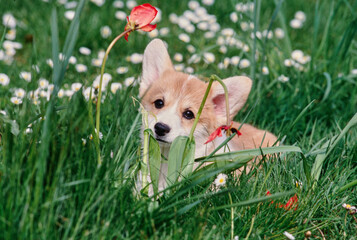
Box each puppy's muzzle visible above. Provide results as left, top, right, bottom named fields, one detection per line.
left=154, top=122, right=171, bottom=137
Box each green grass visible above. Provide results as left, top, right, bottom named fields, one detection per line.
left=1, top=0, right=357, bottom=239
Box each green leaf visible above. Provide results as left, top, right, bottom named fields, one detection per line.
left=311, top=113, right=357, bottom=182
left=146, top=130, right=161, bottom=195
left=166, top=136, right=195, bottom=188
left=195, top=146, right=302, bottom=163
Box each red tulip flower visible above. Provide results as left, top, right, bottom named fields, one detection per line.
left=124, top=3, right=158, bottom=41
left=205, top=123, right=241, bottom=144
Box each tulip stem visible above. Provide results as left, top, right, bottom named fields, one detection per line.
left=95, top=29, right=132, bottom=166
left=211, top=75, right=231, bottom=135
left=188, top=74, right=231, bottom=141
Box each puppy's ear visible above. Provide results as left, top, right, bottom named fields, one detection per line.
left=140, top=39, right=174, bottom=96
left=211, top=76, right=252, bottom=122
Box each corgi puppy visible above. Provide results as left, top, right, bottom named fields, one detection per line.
left=139, top=39, right=277, bottom=192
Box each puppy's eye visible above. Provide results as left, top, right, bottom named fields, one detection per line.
left=183, top=110, right=195, bottom=120
left=154, top=99, right=164, bottom=109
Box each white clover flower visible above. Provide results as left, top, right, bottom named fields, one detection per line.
left=79, top=47, right=91, bottom=55
left=179, top=33, right=190, bottom=43
left=214, top=173, right=227, bottom=188
left=187, top=45, right=196, bottom=53
left=278, top=74, right=289, bottom=82
left=202, top=0, right=214, bottom=6
left=274, top=28, right=285, bottom=39
left=11, top=97, right=22, bottom=105
left=2, top=13, right=16, bottom=28
left=113, top=0, right=123, bottom=8
left=115, top=11, right=126, bottom=20
left=295, top=11, right=306, bottom=22
left=148, top=29, right=159, bottom=38
left=91, top=58, right=102, bottom=67
left=110, top=82, right=122, bottom=94
left=188, top=1, right=200, bottom=10
left=230, top=12, right=238, bottom=23
left=75, top=64, right=88, bottom=73
left=71, top=83, right=82, bottom=92
left=39, top=78, right=49, bottom=89
left=124, top=77, right=135, bottom=87
left=203, top=52, right=215, bottom=63
left=100, top=25, right=112, bottom=39
left=262, top=66, right=269, bottom=75
left=173, top=53, right=183, bottom=62
left=159, top=27, right=170, bottom=36
left=239, top=59, right=250, bottom=68
left=126, top=0, right=137, bottom=9
left=284, top=59, right=294, bottom=67
left=290, top=19, right=303, bottom=29
left=130, top=53, right=143, bottom=64
left=5, top=29, right=16, bottom=40
left=19, top=72, right=31, bottom=82
left=0, top=73, right=10, bottom=86
left=64, top=10, right=75, bottom=20
left=174, top=64, right=185, bottom=71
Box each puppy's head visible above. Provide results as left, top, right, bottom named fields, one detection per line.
left=140, top=39, right=252, bottom=149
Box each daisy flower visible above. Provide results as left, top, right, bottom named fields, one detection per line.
left=10, top=97, right=22, bottom=105
left=19, top=71, right=31, bottom=82
left=0, top=73, right=10, bottom=86
left=100, top=25, right=112, bottom=39
left=79, top=47, right=91, bottom=55
left=214, top=173, right=228, bottom=188
left=75, top=64, right=88, bottom=73
left=110, top=82, right=122, bottom=94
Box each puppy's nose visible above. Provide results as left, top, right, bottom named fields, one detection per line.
left=154, top=122, right=171, bottom=136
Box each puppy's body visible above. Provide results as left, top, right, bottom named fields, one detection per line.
left=139, top=39, right=277, bottom=192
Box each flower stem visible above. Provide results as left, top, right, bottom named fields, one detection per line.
left=211, top=75, right=231, bottom=134
left=228, top=192, right=234, bottom=240
left=189, top=77, right=214, bottom=141
left=189, top=74, right=231, bottom=141
left=95, top=29, right=132, bottom=166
